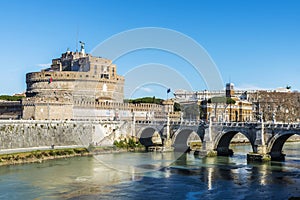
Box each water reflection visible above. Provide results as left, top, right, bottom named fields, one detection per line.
left=0, top=142, right=299, bottom=199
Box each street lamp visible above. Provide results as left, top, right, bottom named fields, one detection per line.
left=272, top=111, right=276, bottom=124
left=259, top=112, right=263, bottom=123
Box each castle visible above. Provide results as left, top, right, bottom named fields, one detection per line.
left=22, top=44, right=176, bottom=121
left=1, top=43, right=299, bottom=123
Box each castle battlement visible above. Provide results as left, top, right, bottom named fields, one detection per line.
left=26, top=71, right=124, bottom=83
left=22, top=46, right=178, bottom=121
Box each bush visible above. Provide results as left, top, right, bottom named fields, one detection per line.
left=0, top=95, right=23, bottom=101
left=49, top=150, right=55, bottom=156
left=113, top=138, right=144, bottom=149
left=73, top=148, right=88, bottom=154
left=126, top=97, right=164, bottom=105
left=127, top=138, right=136, bottom=148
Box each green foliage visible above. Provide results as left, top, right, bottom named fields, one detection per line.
left=127, top=138, right=136, bottom=148
left=114, top=140, right=127, bottom=148
left=48, top=150, right=55, bottom=156
left=174, top=102, right=181, bottom=111
left=208, top=96, right=227, bottom=103
left=0, top=95, right=23, bottom=101
left=33, top=151, right=43, bottom=159
left=226, top=97, right=236, bottom=105
left=208, top=97, right=236, bottom=104
left=73, top=148, right=89, bottom=154
left=113, top=138, right=145, bottom=149
left=126, top=97, right=164, bottom=105
left=0, top=148, right=89, bottom=165
left=207, top=150, right=217, bottom=157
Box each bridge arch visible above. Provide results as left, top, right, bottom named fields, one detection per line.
left=172, top=129, right=201, bottom=152
left=214, top=130, right=255, bottom=156
left=268, top=132, right=300, bottom=161
left=138, top=127, right=162, bottom=147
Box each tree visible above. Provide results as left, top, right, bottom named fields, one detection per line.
left=0, top=95, right=23, bottom=101
left=226, top=97, right=236, bottom=105
left=125, top=97, right=164, bottom=105
left=207, top=97, right=236, bottom=121
left=173, top=102, right=181, bottom=111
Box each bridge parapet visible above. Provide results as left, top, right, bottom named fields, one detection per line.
left=135, top=120, right=202, bottom=126
left=212, top=122, right=260, bottom=127
left=263, top=123, right=300, bottom=130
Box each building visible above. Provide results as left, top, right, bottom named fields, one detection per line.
left=22, top=44, right=178, bottom=121
left=174, top=88, right=254, bottom=104
left=175, top=84, right=300, bottom=123
left=248, top=90, right=300, bottom=122
left=198, top=83, right=253, bottom=122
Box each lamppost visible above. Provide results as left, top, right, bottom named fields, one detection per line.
left=272, top=111, right=276, bottom=124
left=259, top=112, right=263, bottom=122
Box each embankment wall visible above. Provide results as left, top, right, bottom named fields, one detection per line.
left=0, top=120, right=131, bottom=150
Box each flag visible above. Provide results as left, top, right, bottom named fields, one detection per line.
left=167, top=88, right=171, bottom=93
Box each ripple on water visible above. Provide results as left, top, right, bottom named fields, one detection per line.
left=0, top=143, right=300, bottom=199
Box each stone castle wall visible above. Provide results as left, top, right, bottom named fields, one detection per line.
left=22, top=98, right=179, bottom=121
left=26, top=70, right=124, bottom=103
left=0, top=101, right=22, bottom=120
left=0, top=120, right=131, bottom=150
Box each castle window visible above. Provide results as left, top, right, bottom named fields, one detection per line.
left=94, top=65, right=97, bottom=75
left=112, top=67, right=115, bottom=77
left=101, top=74, right=109, bottom=79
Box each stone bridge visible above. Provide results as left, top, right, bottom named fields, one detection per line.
left=134, top=120, right=201, bottom=151
left=134, top=120, right=300, bottom=161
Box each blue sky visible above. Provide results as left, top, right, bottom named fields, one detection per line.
left=0, top=0, right=299, bottom=98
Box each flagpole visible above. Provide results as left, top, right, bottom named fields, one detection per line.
left=167, top=88, right=171, bottom=100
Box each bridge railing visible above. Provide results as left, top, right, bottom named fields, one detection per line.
left=211, top=121, right=300, bottom=129
left=134, top=119, right=203, bottom=126
left=269, top=123, right=300, bottom=129
left=211, top=122, right=260, bottom=127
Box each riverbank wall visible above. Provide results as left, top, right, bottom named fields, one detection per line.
left=0, top=120, right=133, bottom=152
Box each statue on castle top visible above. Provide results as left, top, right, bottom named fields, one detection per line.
left=79, top=41, right=85, bottom=52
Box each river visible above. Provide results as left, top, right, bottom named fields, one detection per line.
left=0, top=142, right=299, bottom=199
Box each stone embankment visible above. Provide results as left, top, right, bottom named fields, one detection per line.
left=0, top=119, right=137, bottom=166
left=0, top=120, right=132, bottom=150
left=0, top=147, right=90, bottom=166
left=0, top=146, right=145, bottom=166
